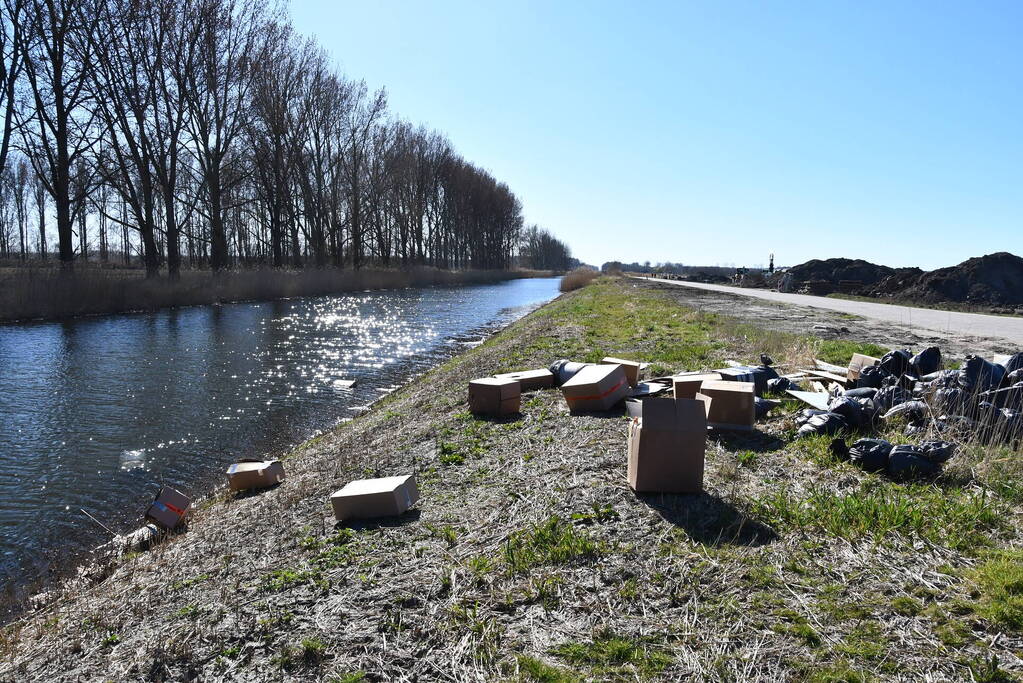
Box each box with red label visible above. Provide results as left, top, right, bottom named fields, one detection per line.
left=145, top=486, right=191, bottom=530
left=560, top=364, right=631, bottom=413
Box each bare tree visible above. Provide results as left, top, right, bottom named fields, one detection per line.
left=0, top=0, right=24, bottom=179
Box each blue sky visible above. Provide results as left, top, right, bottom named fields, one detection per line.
left=289, top=1, right=1022, bottom=270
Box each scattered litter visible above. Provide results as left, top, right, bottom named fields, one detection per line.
left=493, top=369, right=554, bottom=391
left=560, top=364, right=631, bottom=413
left=227, top=459, right=285, bottom=492
left=145, top=487, right=191, bottom=530
left=469, top=377, right=521, bottom=416
left=600, top=357, right=642, bottom=388
left=627, top=398, right=706, bottom=493
left=548, top=359, right=595, bottom=386
left=697, top=380, right=755, bottom=431
left=330, top=474, right=419, bottom=522
left=630, top=380, right=671, bottom=397
left=672, top=372, right=722, bottom=399
left=786, top=390, right=831, bottom=411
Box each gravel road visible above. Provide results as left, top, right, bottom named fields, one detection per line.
left=642, top=277, right=1023, bottom=348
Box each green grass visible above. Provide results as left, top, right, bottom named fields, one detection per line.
left=515, top=655, right=580, bottom=682
left=814, top=339, right=889, bottom=366
left=550, top=631, right=672, bottom=678
left=970, top=550, right=1023, bottom=631
left=504, top=516, right=604, bottom=575
left=752, top=480, right=1003, bottom=551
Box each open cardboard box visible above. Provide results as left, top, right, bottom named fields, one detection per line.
left=145, top=486, right=191, bottom=530
left=226, top=459, right=285, bottom=492
left=627, top=397, right=707, bottom=493
left=561, top=364, right=631, bottom=412
left=672, top=372, right=723, bottom=399
left=847, top=353, right=881, bottom=382
left=330, top=474, right=419, bottom=522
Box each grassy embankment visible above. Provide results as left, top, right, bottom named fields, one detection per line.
left=0, top=265, right=551, bottom=323
left=1, top=276, right=1020, bottom=681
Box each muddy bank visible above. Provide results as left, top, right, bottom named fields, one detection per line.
left=1, top=277, right=1020, bottom=681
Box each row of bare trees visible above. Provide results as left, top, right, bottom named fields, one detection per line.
left=0, top=0, right=541, bottom=277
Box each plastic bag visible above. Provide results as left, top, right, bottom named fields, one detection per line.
left=910, top=347, right=942, bottom=376
left=848, top=438, right=893, bottom=472
left=887, top=445, right=940, bottom=479
left=879, top=350, right=912, bottom=377
left=881, top=400, right=929, bottom=422
left=1002, top=353, right=1023, bottom=375
left=958, top=355, right=1006, bottom=393
left=828, top=396, right=866, bottom=427
left=857, top=365, right=890, bottom=389
left=843, top=387, right=878, bottom=399
left=919, top=440, right=955, bottom=464
left=795, top=412, right=848, bottom=439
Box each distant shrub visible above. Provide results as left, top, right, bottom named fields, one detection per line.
left=559, top=268, right=599, bottom=292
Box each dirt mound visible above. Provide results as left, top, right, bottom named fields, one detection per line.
left=785, top=258, right=897, bottom=287
left=867, top=252, right=1023, bottom=306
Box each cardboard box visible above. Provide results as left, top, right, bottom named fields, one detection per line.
left=847, top=353, right=881, bottom=382
left=226, top=459, right=285, bottom=491
left=561, top=364, right=631, bottom=412
left=627, top=398, right=707, bottom=493
left=697, top=380, right=755, bottom=430
left=330, top=474, right=419, bottom=522
left=672, top=372, right=723, bottom=399
left=601, top=357, right=642, bottom=387
left=468, top=377, right=521, bottom=416
left=493, top=369, right=555, bottom=391
left=145, top=486, right=191, bottom=529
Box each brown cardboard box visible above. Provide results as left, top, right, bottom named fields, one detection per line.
left=226, top=459, right=285, bottom=491
left=847, top=353, right=881, bottom=381
left=493, top=369, right=555, bottom=391
left=627, top=398, right=707, bottom=493
left=672, top=372, right=723, bottom=399
left=600, top=357, right=642, bottom=387
left=468, top=377, right=521, bottom=416
left=145, top=486, right=191, bottom=529
left=697, top=380, right=755, bottom=430
left=330, top=475, right=419, bottom=522
left=561, top=364, right=631, bottom=412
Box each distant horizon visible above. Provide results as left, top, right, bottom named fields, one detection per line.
left=291, top=0, right=1022, bottom=271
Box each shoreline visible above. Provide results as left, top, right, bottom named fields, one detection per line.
left=0, top=285, right=560, bottom=622
left=0, top=266, right=556, bottom=324
left=2, top=277, right=1020, bottom=681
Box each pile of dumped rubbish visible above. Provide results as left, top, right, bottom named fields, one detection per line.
left=784, top=347, right=1023, bottom=478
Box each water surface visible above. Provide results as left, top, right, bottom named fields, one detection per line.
left=0, top=277, right=560, bottom=600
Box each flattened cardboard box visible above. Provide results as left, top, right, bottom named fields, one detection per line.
left=468, top=377, right=521, bottom=415
left=561, top=364, right=630, bottom=413
left=697, top=380, right=755, bottom=431
left=226, top=459, right=285, bottom=491
left=493, top=369, right=555, bottom=391
left=600, top=357, right=641, bottom=387
left=628, top=398, right=707, bottom=493
left=848, top=353, right=881, bottom=381
left=672, top=372, right=722, bottom=399
left=331, top=474, right=419, bottom=522
left=146, top=486, right=191, bottom=529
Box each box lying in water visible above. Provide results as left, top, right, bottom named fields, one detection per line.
left=561, top=364, right=631, bottom=413
left=469, top=377, right=521, bottom=416
left=672, top=372, right=723, bottom=399
left=493, top=369, right=555, bottom=391
left=145, top=486, right=191, bottom=530
left=627, top=398, right=707, bottom=493
left=697, top=380, right=755, bottom=430
left=226, top=459, right=285, bottom=491
left=330, top=475, right=419, bottom=522
left=600, top=357, right=642, bottom=387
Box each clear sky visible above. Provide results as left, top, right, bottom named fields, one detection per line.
left=289, top=0, right=1022, bottom=270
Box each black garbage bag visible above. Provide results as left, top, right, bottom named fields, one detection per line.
left=719, top=365, right=778, bottom=396
left=754, top=397, right=780, bottom=419
left=760, top=354, right=774, bottom=367
left=843, top=387, right=878, bottom=400
left=910, top=346, right=942, bottom=376
left=958, top=355, right=1006, bottom=393
left=933, top=387, right=966, bottom=413
left=799, top=408, right=830, bottom=420
left=1002, top=353, right=1023, bottom=375
left=879, top=350, right=912, bottom=377
left=887, top=445, right=940, bottom=479
left=1005, top=369, right=1023, bottom=387
left=767, top=377, right=799, bottom=393
left=873, top=385, right=912, bottom=413
left=849, top=438, right=893, bottom=472
left=795, top=412, right=848, bottom=439
left=857, top=365, right=890, bottom=389
left=881, top=400, right=929, bottom=422
left=828, top=396, right=866, bottom=427
left=829, top=438, right=850, bottom=460
left=919, top=440, right=955, bottom=464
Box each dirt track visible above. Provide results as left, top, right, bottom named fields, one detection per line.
left=639, top=277, right=1021, bottom=357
